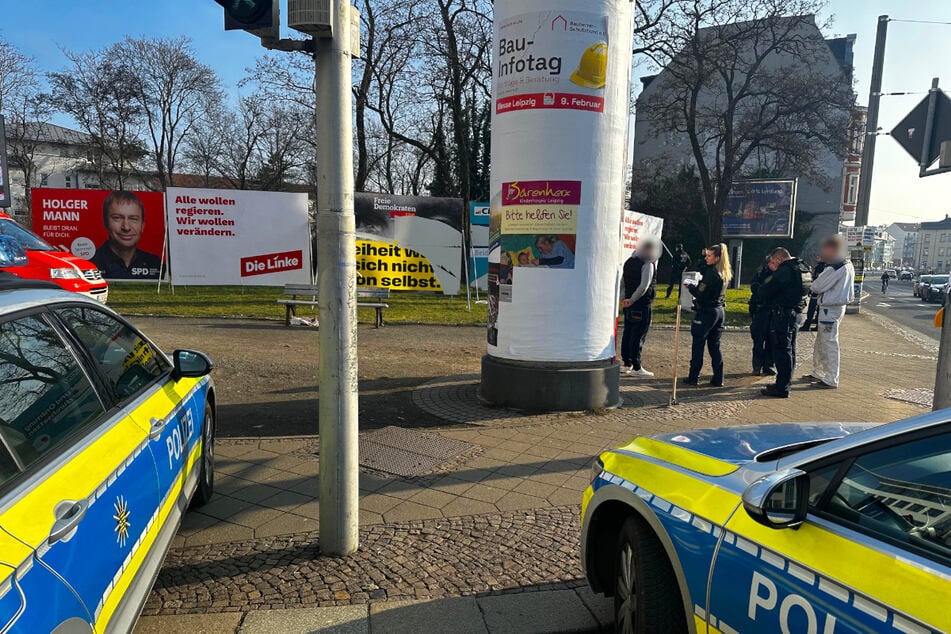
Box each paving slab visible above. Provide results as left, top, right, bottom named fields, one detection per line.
left=369, top=597, right=488, bottom=633
left=240, top=606, right=369, bottom=634
left=134, top=612, right=243, bottom=634
left=477, top=590, right=599, bottom=633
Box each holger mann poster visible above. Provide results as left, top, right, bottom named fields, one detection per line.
left=722, top=179, right=798, bottom=239
left=31, top=188, right=167, bottom=280
left=166, top=187, right=311, bottom=286
left=354, top=193, right=463, bottom=295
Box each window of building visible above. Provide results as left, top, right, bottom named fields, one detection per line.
left=39, top=173, right=49, bottom=187
left=846, top=174, right=859, bottom=205
left=64, top=175, right=72, bottom=189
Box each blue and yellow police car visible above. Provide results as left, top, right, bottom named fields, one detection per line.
left=582, top=413, right=950, bottom=633
left=0, top=280, right=215, bottom=633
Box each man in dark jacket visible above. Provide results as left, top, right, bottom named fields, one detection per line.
left=665, top=243, right=691, bottom=298
left=620, top=241, right=658, bottom=377
left=749, top=259, right=775, bottom=376
left=758, top=247, right=808, bottom=398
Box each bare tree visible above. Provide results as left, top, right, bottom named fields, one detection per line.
left=48, top=49, right=146, bottom=189
left=116, top=37, right=221, bottom=189
left=0, top=40, right=53, bottom=225
left=181, top=100, right=228, bottom=186
left=639, top=0, right=854, bottom=242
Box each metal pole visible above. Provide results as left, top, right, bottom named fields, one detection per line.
left=919, top=78, right=941, bottom=176
left=316, top=0, right=359, bottom=556
left=854, top=15, right=888, bottom=227
left=669, top=304, right=682, bottom=406
left=934, top=291, right=951, bottom=410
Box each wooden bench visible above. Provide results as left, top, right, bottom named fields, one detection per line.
left=277, top=284, right=390, bottom=328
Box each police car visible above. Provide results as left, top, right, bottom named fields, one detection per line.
left=581, top=414, right=950, bottom=633
left=0, top=280, right=215, bottom=633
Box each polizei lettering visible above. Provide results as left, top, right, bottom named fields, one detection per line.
left=497, top=38, right=562, bottom=77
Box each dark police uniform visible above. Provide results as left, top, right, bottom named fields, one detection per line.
left=686, top=263, right=725, bottom=385
left=91, top=244, right=163, bottom=280
left=802, top=261, right=828, bottom=331
left=758, top=258, right=808, bottom=396
left=621, top=255, right=656, bottom=371
left=749, top=264, right=775, bottom=375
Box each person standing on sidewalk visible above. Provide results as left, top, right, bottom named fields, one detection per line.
left=801, top=255, right=827, bottom=332
left=808, top=235, right=855, bottom=389
left=758, top=248, right=810, bottom=398
left=749, top=258, right=776, bottom=376
left=665, top=243, right=691, bottom=298
left=684, top=244, right=731, bottom=387
left=620, top=240, right=658, bottom=377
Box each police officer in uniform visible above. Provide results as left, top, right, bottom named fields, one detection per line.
left=758, top=247, right=809, bottom=398
left=620, top=240, right=658, bottom=376
left=685, top=243, right=732, bottom=386
left=749, top=258, right=775, bottom=376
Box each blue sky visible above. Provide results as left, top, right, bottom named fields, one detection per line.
left=3, top=0, right=950, bottom=226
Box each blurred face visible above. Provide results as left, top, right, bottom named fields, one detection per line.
left=537, top=240, right=553, bottom=254
left=821, top=244, right=839, bottom=262
left=704, top=249, right=718, bottom=266
left=105, top=201, right=144, bottom=249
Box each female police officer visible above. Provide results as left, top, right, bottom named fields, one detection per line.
left=684, top=243, right=732, bottom=386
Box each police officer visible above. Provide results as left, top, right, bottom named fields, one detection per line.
left=801, top=256, right=827, bottom=332
left=621, top=240, right=658, bottom=376
left=665, top=243, right=692, bottom=298
left=749, top=258, right=775, bottom=376
left=685, top=243, right=732, bottom=386
left=758, top=247, right=809, bottom=398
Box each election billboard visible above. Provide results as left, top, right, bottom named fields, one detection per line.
left=354, top=193, right=463, bottom=295
left=31, top=188, right=167, bottom=280
left=619, top=210, right=664, bottom=268
left=470, top=202, right=490, bottom=290
left=166, top=187, right=311, bottom=286
left=722, top=179, right=797, bottom=239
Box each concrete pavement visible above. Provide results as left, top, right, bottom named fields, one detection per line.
left=135, top=309, right=934, bottom=633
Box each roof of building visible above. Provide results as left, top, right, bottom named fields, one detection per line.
left=6, top=121, right=94, bottom=146
left=889, top=222, right=919, bottom=232
left=920, top=217, right=951, bottom=231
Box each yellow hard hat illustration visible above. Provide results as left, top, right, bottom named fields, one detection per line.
left=570, top=42, right=608, bottom=89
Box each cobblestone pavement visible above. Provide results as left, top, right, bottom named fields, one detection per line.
left=144, top=506, right=582, bottom=616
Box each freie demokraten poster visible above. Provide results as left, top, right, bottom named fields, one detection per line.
left=31, top=188, right=167, bottom=280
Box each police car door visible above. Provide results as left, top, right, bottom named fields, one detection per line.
left=56, top=306, right=208, bottom=517
left=707, top=428, right=950, bottom=634
left=0, top=310, right=162, bottom=630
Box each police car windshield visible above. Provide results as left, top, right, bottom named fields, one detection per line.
left=0, top=218, right=56, bottom=252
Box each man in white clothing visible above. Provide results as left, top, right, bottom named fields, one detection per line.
left=807, top=235, right=855, bottom=388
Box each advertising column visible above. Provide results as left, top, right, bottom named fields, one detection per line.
left=482, top=1, right=635, bottom=410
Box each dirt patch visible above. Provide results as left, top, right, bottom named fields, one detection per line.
left=131, top=318, right=486, bottom=437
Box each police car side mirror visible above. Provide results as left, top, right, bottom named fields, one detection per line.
left=172, top=349, right=214, bottom=381
left=742, top=469, right=809, bottom=529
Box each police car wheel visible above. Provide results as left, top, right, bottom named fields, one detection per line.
left=613, top=517, right=686, bottom=634
left=191, top=402, right=215, bottom=507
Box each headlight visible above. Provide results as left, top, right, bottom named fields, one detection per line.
left=591, top=457, right=604, bottom=481
left=50, top=268, right=82, bottom=280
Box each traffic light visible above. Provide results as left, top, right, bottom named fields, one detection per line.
left=215, top=0, right=278, bottom=37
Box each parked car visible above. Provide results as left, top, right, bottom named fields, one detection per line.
left=915, top=274, right=933, bottom=297
left=900, top=270, right=913, bottom=281
left=885, top=268, right=898, bottom=279
left=581, top=413, right=950, bottom=633
left=0, top=283, right=215, bottom=632
left=925, top=275, right=949, bottom=302
left=0, top=211, right=108, bottom=302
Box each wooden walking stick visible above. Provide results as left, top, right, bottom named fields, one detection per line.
left=670, top=304, right=682, bottom=406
